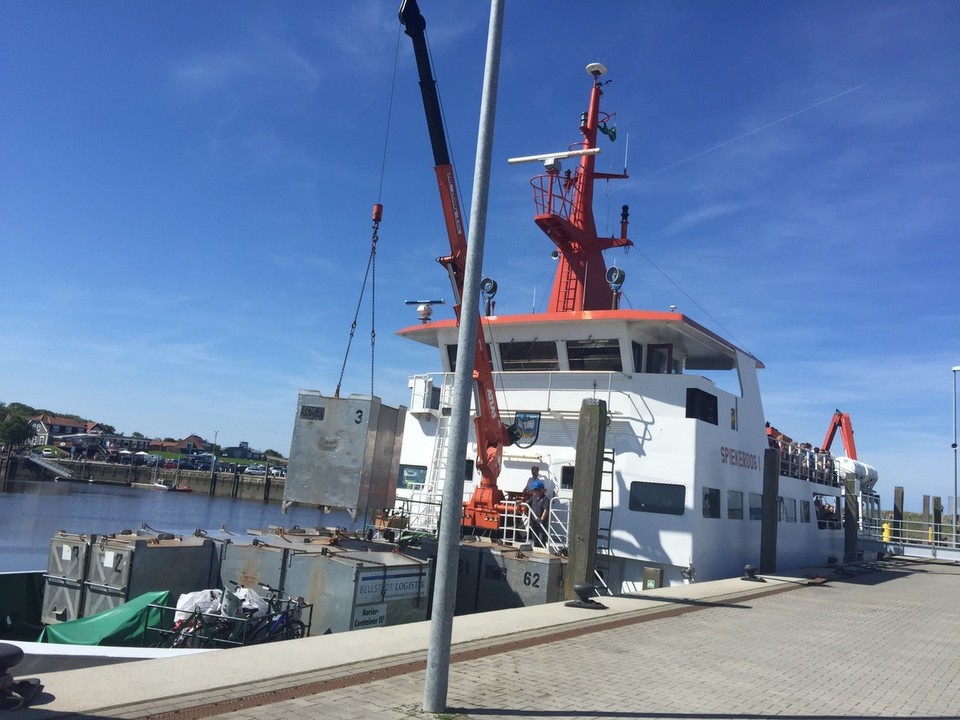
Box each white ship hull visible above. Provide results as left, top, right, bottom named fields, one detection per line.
left=394, top=312, right=878, bottom=589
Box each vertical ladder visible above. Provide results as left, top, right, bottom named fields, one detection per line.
left=593, top=449, right=616, bottom=594
left=557, top=264, right=580, bottom=311
left=425, top=373, right=457, bottom=497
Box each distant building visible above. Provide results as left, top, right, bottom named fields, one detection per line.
left=102, top=435, right=152, bottom=451
left=29, top=414, right=87, bottom=446
left=147, top=434, right=207, bottom=454
left=222, top=441, right=264, bottom=461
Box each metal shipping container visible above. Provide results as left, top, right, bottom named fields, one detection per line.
left=217, top=539, right=288, bottom=591
left=408, top=538, right=565, bottom=614
left=473, top=548, right=566, bottom=612
left=285, top=392, right=405, bottom=512
left=283, top=548, right=431, bottom=634
left=82, top=535, right=217, bottom=617
left=41, top=532, right=97, bottom=624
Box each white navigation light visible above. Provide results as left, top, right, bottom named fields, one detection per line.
left=586, top=62, right=607, bottom=77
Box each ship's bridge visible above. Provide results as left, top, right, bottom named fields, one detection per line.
left=397, top=309, right=762, bottom=376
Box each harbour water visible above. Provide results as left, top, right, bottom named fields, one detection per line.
left=0, top=480, right=340, bottom=573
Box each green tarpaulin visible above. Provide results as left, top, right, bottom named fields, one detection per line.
left=37, top=591, right=171, bottom=646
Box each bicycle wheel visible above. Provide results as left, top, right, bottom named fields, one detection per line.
left=281, top=620, right=306, bottom=641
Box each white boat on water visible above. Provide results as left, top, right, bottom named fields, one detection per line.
left=387, top=58, right=881, bottom=590
left=129, top=481, right=168, bottom=491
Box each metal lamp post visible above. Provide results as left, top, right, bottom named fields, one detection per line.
left=952, top=367, right=959, bottom=546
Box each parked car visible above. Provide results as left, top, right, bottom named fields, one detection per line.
left=41, top=448, right=56, bottom=458
left=269, top=466, right=285, bottom=477
left=245, top=465, right=266, bottom=476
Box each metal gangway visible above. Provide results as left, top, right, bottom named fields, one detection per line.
left=23, top=454, right=74, bottom=480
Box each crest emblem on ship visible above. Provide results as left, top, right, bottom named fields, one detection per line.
left=512, top=412, right=541, bottom=449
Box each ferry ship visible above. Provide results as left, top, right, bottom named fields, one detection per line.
left=387, top=53, right=881, bottom=590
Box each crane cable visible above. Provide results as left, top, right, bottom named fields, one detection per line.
left=334, top=24, right=403, bottom=399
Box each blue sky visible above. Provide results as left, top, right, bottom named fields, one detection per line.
left=2, top=1, right=957, bottom=510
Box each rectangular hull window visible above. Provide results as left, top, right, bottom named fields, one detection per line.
left=398, top=464, right=427, bottom=489
left=629, top=481, right=685, bottom=515
left=727, top=490, right=744, bottom=519
left=748, top=492, right=763, bottom=520
left=702, top=487, right=721, bottom=518
left=686, top=388, right=718, bottom=425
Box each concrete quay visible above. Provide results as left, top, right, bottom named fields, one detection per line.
left=21, top=556, right=960, bottom=719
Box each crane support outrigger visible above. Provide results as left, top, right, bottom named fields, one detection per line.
left=399, top=0, right=519, bottom=532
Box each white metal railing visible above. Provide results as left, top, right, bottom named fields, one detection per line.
left=394, top=491, right=444, bottom=536
left=878, top=518, right=960, bottom=548
left=396, top=492, right=571, bottom=553
left=499, top=498, right=569, bottom=553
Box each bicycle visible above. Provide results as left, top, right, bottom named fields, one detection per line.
left=156, top=583, right=249, bottom=648
left=246, top=583, right=308, bottom=643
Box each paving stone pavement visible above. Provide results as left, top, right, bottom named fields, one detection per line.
left=200, top=558, right=960, bottom=720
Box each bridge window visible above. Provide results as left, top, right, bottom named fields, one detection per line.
left=632, top=342, right=643, bottom=372
left=446, top=343, right=493, bottom=373
left=702, top=487, right=721, bottom=518
left=566, top=339, right=622, bottom=371
left=560, top=465, right=575, bottom=491
left=727, top=490, right=744, bottom=519
left=629, top=481, right=685, bottom=515
left=499, top=341, right=559, bottom=371
left=645, top=344, right=672, bottom=374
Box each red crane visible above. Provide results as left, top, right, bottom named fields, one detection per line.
left=399, top=0, right=519, bottom=531
left=822, top=410, right=858, bottom=460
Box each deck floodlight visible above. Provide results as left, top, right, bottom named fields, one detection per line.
left=606, top=266, right=626, bottom=292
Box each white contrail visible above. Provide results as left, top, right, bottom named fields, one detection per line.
left=653, top=83, right=868, bottom=174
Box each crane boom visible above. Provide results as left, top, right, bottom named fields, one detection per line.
left=822, top=409, right=858, bottom=460
left=399, top=0, right=517, bottom=531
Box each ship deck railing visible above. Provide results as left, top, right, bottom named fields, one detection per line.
left=397, top=492, right=571, bottom=553
left=500, top=498, right=569, bottom=554
left=773, top=442, right=843, bottom=487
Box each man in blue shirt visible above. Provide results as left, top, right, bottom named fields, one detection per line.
left=527, top=480, right=549, bottom=547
